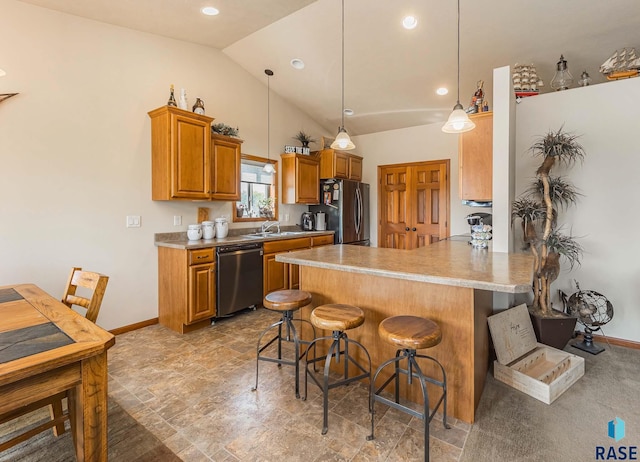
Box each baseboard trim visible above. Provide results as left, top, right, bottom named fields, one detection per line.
left=578, top=332, right=640, bottom=350
left=109, top=318, right=158, bottom=335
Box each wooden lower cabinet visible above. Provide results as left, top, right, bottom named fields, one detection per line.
left=263, top=252, right=290, bottom=295
left=158, top=247, right=216, bottom=333
left=188, top=262, right=216, bottom=324
left=262, top=234, right=334, bottom=296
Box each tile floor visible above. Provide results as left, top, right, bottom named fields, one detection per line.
left=108, top=308, right=469, bottom=461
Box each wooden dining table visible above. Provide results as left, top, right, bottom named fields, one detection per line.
left=0, top=283, right=115, bottom=461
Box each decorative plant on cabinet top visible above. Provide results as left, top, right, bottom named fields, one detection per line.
left=512, top=127, right=585, bottom=317
left=293, top=131, right=317, bottom=148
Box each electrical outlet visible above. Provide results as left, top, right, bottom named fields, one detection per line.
left=284, top=214, right=290, bottom=222
left=173, top=215, right=182, bottom=226
left=126, top=215, right=141, bottom=228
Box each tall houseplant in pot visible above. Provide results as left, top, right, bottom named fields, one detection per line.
left=512, top=127, right=585, bottom=349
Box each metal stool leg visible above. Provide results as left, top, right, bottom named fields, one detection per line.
left=251, top=317, right=285, bottom=392
left=252, top=310, right=317, bottom=398
left=367, top=349, right=449, bottom=462
left=303, top=331, right=371, bottom=435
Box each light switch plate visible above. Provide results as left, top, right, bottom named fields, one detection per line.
left=126, top=215, right=141, bottom=228
left=173, top=215, right=182, bottom=226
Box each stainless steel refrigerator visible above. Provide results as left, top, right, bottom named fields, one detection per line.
left=310, top=179, right=370, bottom=246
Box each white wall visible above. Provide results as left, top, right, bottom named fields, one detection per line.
left=514, top=77, right=640, bottom=342
left=0, top=0, right=327, bottom=330
left=353, top=123, right=475, bottom=246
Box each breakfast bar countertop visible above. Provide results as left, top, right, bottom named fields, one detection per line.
left=276, top=240, right=534, bottom=294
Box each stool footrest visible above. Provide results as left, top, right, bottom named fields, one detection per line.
left=303, top=333, right=372, bottom=435
left=252, top=310, right=316, bottom=399
left=369, top=348, right=449, bottom=462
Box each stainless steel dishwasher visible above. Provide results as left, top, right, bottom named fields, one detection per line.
left=216, top=242, right=264, bottom=317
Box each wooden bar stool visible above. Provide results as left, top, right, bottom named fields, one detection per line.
left=303, top=304, right=371, bottom=434
left=367, top=315, right=450, bottom=462
left=251, top=289, right=315, bottom=398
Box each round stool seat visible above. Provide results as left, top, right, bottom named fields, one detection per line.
left=263, top=289, right=312, bottom=312
left=310, top=304, right=365, bottom=331
left=378, top=315, right=442, bottom=350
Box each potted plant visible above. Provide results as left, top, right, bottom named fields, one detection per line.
left=292, top=131, right=316, bottom=148
left=258, top=197, right=275, bottom=219
left=211, top=123, right=239, bottom=137
left=511, top=127, right=585, bottom=349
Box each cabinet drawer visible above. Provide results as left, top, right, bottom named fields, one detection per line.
left=263, top=237, right=311, bottom=254
left=311, top=234, right=334, bottom=247
left=189, top=248, right=214, bottom=265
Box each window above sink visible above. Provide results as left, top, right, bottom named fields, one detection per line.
left=233, top=154, right=278, bottom=223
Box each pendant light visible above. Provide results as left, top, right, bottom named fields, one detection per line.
left=330, top=0, right=355, bottom=150
left=442, top=0, right=475, bottom=134
left=263, top=69, right=276, bottom=174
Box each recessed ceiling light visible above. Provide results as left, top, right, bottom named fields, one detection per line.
left=436, top=87, right=449, bottom=96
left=201, top=7, right=219, bottom=16
left=344, top=108, right=354, bottom=116
left=402, top=16, right=418, bottom=30
left=290, top=58, right=305, bottom=70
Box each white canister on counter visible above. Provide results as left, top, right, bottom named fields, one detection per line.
left=201, top=221, right=215, bottom=239
left=187, top=224, right=202, bottom=240
left=315, top=212, right=326, bottom=231
left=215, top=217, right=228, bottom=238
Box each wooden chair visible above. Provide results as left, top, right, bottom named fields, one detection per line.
left=61, top=266, right=109, bottom=323
left=0, top=268, right=109, bottom=450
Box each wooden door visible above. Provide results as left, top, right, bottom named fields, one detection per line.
left=188, top=263, right=215, bottom=323
left=378, top=166, right=411, bottom=249
left=378, top=160, right=449, bottom=249
left=411, top=162, right=449, bottom=247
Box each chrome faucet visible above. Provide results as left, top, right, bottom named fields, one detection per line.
left=261, top=220, right=280, bottom=234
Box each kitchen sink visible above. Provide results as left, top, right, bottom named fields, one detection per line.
left=243, top=232, right=271, bottom=238
left=242, top=231, right=306, bottom=239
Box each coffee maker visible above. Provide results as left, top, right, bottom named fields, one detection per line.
left=301, top=212, right=314, bottom=231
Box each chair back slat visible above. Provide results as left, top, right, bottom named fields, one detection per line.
left=61, top=266, right=109, bottom=323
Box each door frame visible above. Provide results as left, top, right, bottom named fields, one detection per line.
left=377, top=159, right=450, bottom=248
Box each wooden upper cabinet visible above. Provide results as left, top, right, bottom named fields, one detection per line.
left=149, top=106, right=242, bottom=201
left=210, top=133, right=242, bottom=201
left=349, top=156, right=363, bottom=181
left=459, top=112, right=493, bottom=202
left=319, top=149, right=363, bottom=181
left=149, top=106, right=214, bottom=200
left=281, top=153, right=320, bottom=204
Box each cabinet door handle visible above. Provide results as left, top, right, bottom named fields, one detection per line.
left=405, top=227, right=410, bottom=231
left=412, top=227, right=417, bottom=232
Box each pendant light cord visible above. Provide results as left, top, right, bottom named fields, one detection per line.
left=267, top=73, right=270, bottom=160
left=341, top=0, right=345, bottom=129
left=456, top=0, right=460, bottom=105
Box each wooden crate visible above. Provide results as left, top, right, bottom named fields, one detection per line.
left=488, top=304, right=584, bottom=404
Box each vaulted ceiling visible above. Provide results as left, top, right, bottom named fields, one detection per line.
left=18, top=0, right=640, bottom=135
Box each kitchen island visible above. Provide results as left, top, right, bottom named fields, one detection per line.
left=276, top=241, right=533, bottom=423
